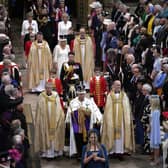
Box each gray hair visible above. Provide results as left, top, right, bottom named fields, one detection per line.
left=4, top=84, right=17, bottom=97
left=126, top=54, right=135, bottom=63
left=1, top=73, right=11, bottom=84
left=13, top=135, right=23, bottom=145
left=163, top=64, right=168, bottom=71
left=142, top=83, right=152, bottom=93
left=161, top=57, right=168, bottom=64
left=4, top=54, right=15, bottom=61
left=154, top=18, right=160, bottom=25
left=154, top=4, right=163, bottom=12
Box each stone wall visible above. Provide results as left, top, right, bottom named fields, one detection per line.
left=0, top=0, right=7, bottom=7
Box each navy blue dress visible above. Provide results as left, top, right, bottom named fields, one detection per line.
left=81, top=144, right=109, bottom=168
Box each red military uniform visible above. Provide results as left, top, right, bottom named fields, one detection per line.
left=90, top=75, right=107, bottom=108
left=48, top=77, right=63, bottom=95
left=48, top=77, right=64, bottom=109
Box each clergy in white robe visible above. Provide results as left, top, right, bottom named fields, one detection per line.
left=101, top=80, right=135, bottom=155
left=73, top=27, right=94, bottom=89
left=27, top=32, right=52, bottom=92
left=34, top=81, right=65, bottom=158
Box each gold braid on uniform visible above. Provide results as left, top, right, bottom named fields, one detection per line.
left=63, top=63, right=74, bottom=80
left=37, top=16, right=48, bottom=27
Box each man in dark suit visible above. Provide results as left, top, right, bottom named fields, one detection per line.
left=60, top=51, right=83, bottom=101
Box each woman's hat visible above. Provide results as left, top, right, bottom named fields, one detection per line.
left=89, top=1, right=102, bottom=9
left=59, top=38, right=67, bottom=42
left=59, top=35, right=67, bottom=42
left=103, top=18, right=112, bottom=25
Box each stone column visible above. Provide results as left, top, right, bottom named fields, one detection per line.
left=103, top=0, right=121, bottom=11
left=76, top=0, right=90, bottom=29
left=0, top=0, right=8, bottom=7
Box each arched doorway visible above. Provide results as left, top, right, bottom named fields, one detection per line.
left=66, top=0, right=77, bottom=18
left=8, top=0, right=24, bottom=19
left=67, top=0, right=105, bottom=30
left=67, top=0, right=90, bottom=30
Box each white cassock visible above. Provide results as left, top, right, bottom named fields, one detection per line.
left=80, top=39, right=89, bottom=89
left=32, top=43, right=45, bottom=92
left=41, top=92, right=63, bottom=158
left=110, top=93, right=124, bottom=154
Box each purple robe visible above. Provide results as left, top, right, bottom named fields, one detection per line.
left=71, top=110, right=90, bottom=133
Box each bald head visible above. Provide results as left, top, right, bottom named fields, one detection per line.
left=79, top=27, right=86, bottom=39
left=122, top=45, right=130, bottom=55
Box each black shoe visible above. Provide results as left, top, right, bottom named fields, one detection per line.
left=77, top=157, right=81, bottom=161
left=109, top=153, right=116, bottom=159
left=46, top=158, right=54, bottom=161
left=117, top=154, right=125, bottom=161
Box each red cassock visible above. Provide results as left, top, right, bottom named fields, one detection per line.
left=90, top=76, right=107, bottom=108
left=25, top=41, right=32, bottom=58
left=48, top=78, right=63, bottom=95
left=70, top=39, right=74, bottom=52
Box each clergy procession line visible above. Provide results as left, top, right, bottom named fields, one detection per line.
left=1, top=0, right=168, bottom=167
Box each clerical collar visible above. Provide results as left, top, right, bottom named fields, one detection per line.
left=37, top=40, right=42, bottom=43
left=47, top=93, right=52, bottom=96
left=80, top=37, right=85, bottom=40
left=114, top=91, right=120, bottom=94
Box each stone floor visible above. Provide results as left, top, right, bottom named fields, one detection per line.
left=40, top=154, right=162, bottom=168
left=21, top=71, right=163, bottom=168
